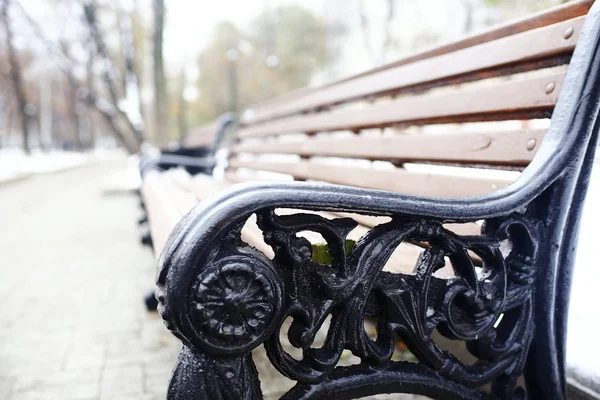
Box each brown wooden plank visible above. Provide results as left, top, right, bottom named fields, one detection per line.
left=182, top=120, right=219, bottom=147
left=238, top=72, right=563, bottom=138
left=234, top=129, right=545, bottom=166
left=142, top=171, right=199, bottom=257
left=246, top=86, right=318, bottom=115
left=168, top=177, right=421, bottom=270
left=243, top=1, right=591, bottom=124
left=330, top=212, right=481, bottom=237
left=228, top=158, right=512, bottom=198
left=243, top=15, right=580, bottom=124
left=168, top=174, right=456, bottom=276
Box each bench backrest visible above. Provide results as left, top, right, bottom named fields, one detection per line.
left=180, top=112, right=236, bottom=152
left=226, top=0, right=594, bottom=199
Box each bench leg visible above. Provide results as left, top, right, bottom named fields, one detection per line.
left=144, top=290, right=158, bottom=312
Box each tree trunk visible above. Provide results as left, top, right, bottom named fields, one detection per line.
left=153, top=0, right=168, bottom=147
left=357, top=0, right=375, bottom=61
left=177, top=70, right=188, bottom=142
left=119, top=7, right=145, bottom=144
left=462, top=0, right=474, bottom=34
left=67, top=83, right=83, bottom=151
left=228, top=57, right=238, bottom=114
left=130, top=0, right=146, bottom=126
left=84, top=2, right=144, bottom=149
left=380, top=0, right=396, bottom=65
left=1, top=0, right=31, bottom=154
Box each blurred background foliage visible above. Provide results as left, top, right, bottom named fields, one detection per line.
left=0, top=0, right=572, bottom=153
left=192, top=6, right=342, bottom=128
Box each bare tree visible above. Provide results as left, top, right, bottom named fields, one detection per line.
left=152, top=0, right=168, bottom=146
left=121, top=3, right=145, bottom=125
left=83, top=1, right=145, bottom=147
left=177, top=69, right=188, bottom=142
left=14, top=0, right=139, bottom=153
left=357, top=0, right=375, bottom=61
left=358, top=0, right=398, bottom=66
left=58, top=42, right=82, bottom=150
left=462, top=0, right=475, bottom=33
left=381, top=0, right=396, bottom=63
left=1, top=0, right=31, bottom=153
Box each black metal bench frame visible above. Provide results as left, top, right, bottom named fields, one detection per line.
left=152, top=4, right=600, bottom=399
left=139, top=113, right=236, bottom=178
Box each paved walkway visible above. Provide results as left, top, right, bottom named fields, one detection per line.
left=0, top=159, right=179, bottom=400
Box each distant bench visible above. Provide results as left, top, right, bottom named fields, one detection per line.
left=137, top=113, right=234, bottom=250
left=141, top=1, right=600, bottom=398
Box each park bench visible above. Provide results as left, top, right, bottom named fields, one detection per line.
left=141, top=0, right=600, bottom=398
left=138, top=112, right=236, bottom=179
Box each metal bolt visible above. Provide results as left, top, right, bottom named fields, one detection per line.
left=527, top=138, right=537, bottom=151
left=545, top=82, right=555, bottom=94
left=564, top=27, right=574, bottom=40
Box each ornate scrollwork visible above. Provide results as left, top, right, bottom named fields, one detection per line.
left=190, top=254, right=284, bottom=354
left=158, top=206, right=538, bottom=399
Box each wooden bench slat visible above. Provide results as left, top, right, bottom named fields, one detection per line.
left=142, top=172, right=198, bottom=258
left=244, top=16, right=580, bottom=125
left=243, top=1, right=591, bottom=124
left=182, top=120, right=220, bottom=147
left=330, top=212, right=481, bottom=237
left=238, top=72, right=563, bottom=138
left=149, top=170, right=480, bottom=276
left=159, top=174, right=433, bottom=274
left=234, top=129, right=545, bottom=166
left=228, top=159, right=512, bottom=198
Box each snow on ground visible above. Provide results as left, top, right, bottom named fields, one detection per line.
left=0, top=148, right=134, bottom=185
left=0, top=149, right=88, bottom=182
left=567, top=158, right=600, bottom=391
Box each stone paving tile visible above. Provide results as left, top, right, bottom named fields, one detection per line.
left=0, top=161, right=179, bottom=400
left=62, top=343, right=107, bottom=371
left=99, top=364, right=144, bottom=398
left=10, top=369, right=100, bottom=400
left=0, top=378, right=14, bottom=400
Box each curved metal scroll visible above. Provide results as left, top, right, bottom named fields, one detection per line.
left=157, top=204, right=542, bottom=399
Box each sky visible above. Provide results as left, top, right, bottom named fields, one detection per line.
left=163, top=0, right=326, bottom=72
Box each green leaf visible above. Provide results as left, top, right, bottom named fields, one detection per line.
left=311, top=240, right=356, bottom=264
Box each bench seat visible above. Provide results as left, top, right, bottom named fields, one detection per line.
left=143, top=168, right=484, bottom=278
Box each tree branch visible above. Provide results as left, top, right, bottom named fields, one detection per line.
left=83, top=1, right=145, bottom=147
left=152, top=0, right=168, bottom=146
left=380, top=0, right=396, bottom=64
left=357, top=0, right=375, bottom=61
left=1, top=0, right=31, bottom=153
